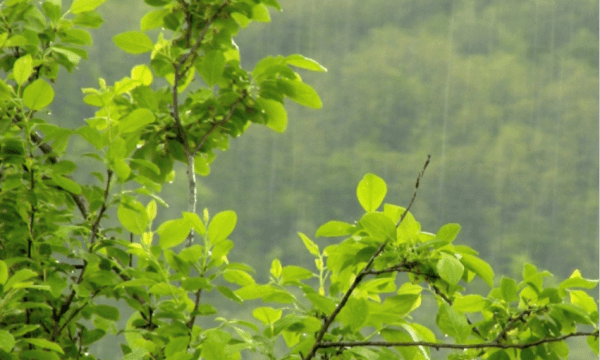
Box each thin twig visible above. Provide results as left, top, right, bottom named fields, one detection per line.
left=303, top=155, right=431, bottom=360
left=316, top=330, right=599, bottom=351
left=493, top=309, right=534, bottom=343
left=193, top=94, right=246, bottom=154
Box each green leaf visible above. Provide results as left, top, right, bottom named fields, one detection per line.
left=0, top=260, right=7, bottom=285
left=435, top=223, right=461, bottom=242
left=5, top=269, right=37, bottom=291
left=217, top=285, right=243, bottom=303
left=277, top=79, right=322, bottom=109
left=251, top=3, right=271, bottom=22
left=119, top=108, right=155, bottom=133
left=223, top=269, right=255, bottom=286
left=113, top=31, right=153, bottom=54
left=157, top=218, right=191, bottom=249
left=286, top=54, right=327, bottom=72
left=131, top=64, right=153, bottom=85
left=315, top=220, right=354, bottom=238
left=381, top=294, right=421, bottom=317
left=270, top=259, right=282, bottom=278
left=588, top=335, right=599, bottom=356
left=500, top=277, right=517, bottom=302
left=360, top=212, right=396, bottom=242
left=305, top=293, right=336, bottom=314
left=235, top=284, right=275, bottom=300
left=70, top=0, right=107, bottom=13
left=437, top=253, right=464, bottom=286
left=73, top=11, right=104, bottom=28
left=51, top=175, right=82, bottom=194
left=181, top=277, right=211, bottom=291
left=212, top=239, right=234, bottom=260
left=559, top=269, right=599, bottom=290
left=338, top=297, right=369, bottom=331
left=94, top=305, right=120, bottom=321
left=183, top=212, right=206, bottom=235
left=436, top=302, right=471, bottom=341
left=23, top=79, right=54, bottom=110
left=281, top=266, right=314, bottom=284
left=118, top=197, right=148, bottom=235
left=257, top=97, right=287, bottom=133
left=488, top=350, right=510, bottom=360
left=553, top=303, right=593, bottom=324
left=140, top=9, right=169, bottom=30
left=253, top=307, right=282, bottom=325
left=198, top=50, right=225, bottom=87
left=298, top=232, right=319, bottom=256
left=356, top=173, right=386, bottom=212
left=452, top=294, right=488, bottom=313
left=13, top=54, right=32, bottom=86
left=460, top=254, right=494, bottom=287
left=179, top=245, right=203, bottom=263
left=208, top=210, right=236, bottom=245
left=0, top=330, right=15, bottom=352
left=22, top=338, right=64, bottom=354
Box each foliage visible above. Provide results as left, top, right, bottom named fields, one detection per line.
left=0, top=1, right=597, bottom=360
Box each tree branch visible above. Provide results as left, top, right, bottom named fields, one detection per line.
left=316, top=330, right=599, bottom=351
left=303, top=155, right=431, bottom=360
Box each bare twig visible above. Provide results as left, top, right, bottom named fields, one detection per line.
left=90, top=169, right=113, bottom=244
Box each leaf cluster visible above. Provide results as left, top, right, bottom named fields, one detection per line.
left=0, top=1, right=597, bottom=360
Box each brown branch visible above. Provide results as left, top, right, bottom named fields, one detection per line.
left=187, top=288, right=203, bottom=329
left=316, top=330, right=599, bottom=351
left=303, top=155, right=431, bottom=360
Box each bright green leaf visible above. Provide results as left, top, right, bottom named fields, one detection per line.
left=357, top=173, right=386, bottom=212
left=131, top=64, right=153, bottom=85
left=253, top=307, right=282, bottom=325
left=198, top=50, right=225, bottom=87
left=208, top=210, right=236, bottom=245
left=460, top=254, right=494, bottom=287
left=435, top=223, right=461, bottom=242
left=338, top=297, right=369, bottom=331
left=113, top=31, right=153, bottom=54
left=257, top=97, right=287, bottom=132
left=436, top=303, right=471, bottom=341
left=588, top=335, right=599, bottom=356
left=119, top=108, right=155, bottom=133
left=217, top=285, right=243, bottom=303
left=94, top=305, right=120, bottom=321
left=286, top=54, right=327, bottom=72
left=500, top=277, right=517, bottom=302
left=437, top=253, right=464, bottom=286
left=559, top=269, right=599, bottom=290
left=23, top=79, right=54, bottom=110
left=0, top=330, right=15, bottom=352
left=277, top=79, right=322, bottom=109
left=0, top=260, right=7, bottom=285
left=223, top=269, right=255, bottom=286
left=298, top=232, right=319, bottom=256
left=70, top=0, right=107, bottom=13
left=140, top=8, right=169, bottom=30
left=452, top=294, right=488, bottom=313
left=157, top=218, right=191, bottom=249
left=315, top=220, right=354, bottom=238
left=22, top=338, right=64, bottom=354
left=360, top=212, right=396, bottom=242
left=281, top=266, right=314, bottom=284
left=118, top=197, right=148, bottom=235
left=13, top=54, right=32, bottom=86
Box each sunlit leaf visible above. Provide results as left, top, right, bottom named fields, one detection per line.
left=208, top=210, right=236, bottom=245
left=71, top=0, right=107, bottom=14
left=113, top=31, right=153, bottom=54
left=157, top=218, right=191, bottom=249
left=315, top=221, right=354, bottom=238
left=356, top=173, right=386, bottom=212
left=23, top=79, right=54, bottom=110
left=13, top=54, right=32, bottom=86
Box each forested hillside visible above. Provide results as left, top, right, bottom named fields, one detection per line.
left=52, top=0, right=598, bottom=280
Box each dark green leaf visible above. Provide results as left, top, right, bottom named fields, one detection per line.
left=198, top=51, right=225, bottom=87
left=81, top=329, right=105, bottom=345
left=94, top=304, right=119, bottom=321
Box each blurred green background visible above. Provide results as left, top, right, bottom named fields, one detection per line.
left=51, top=0, right=598, bottom=358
